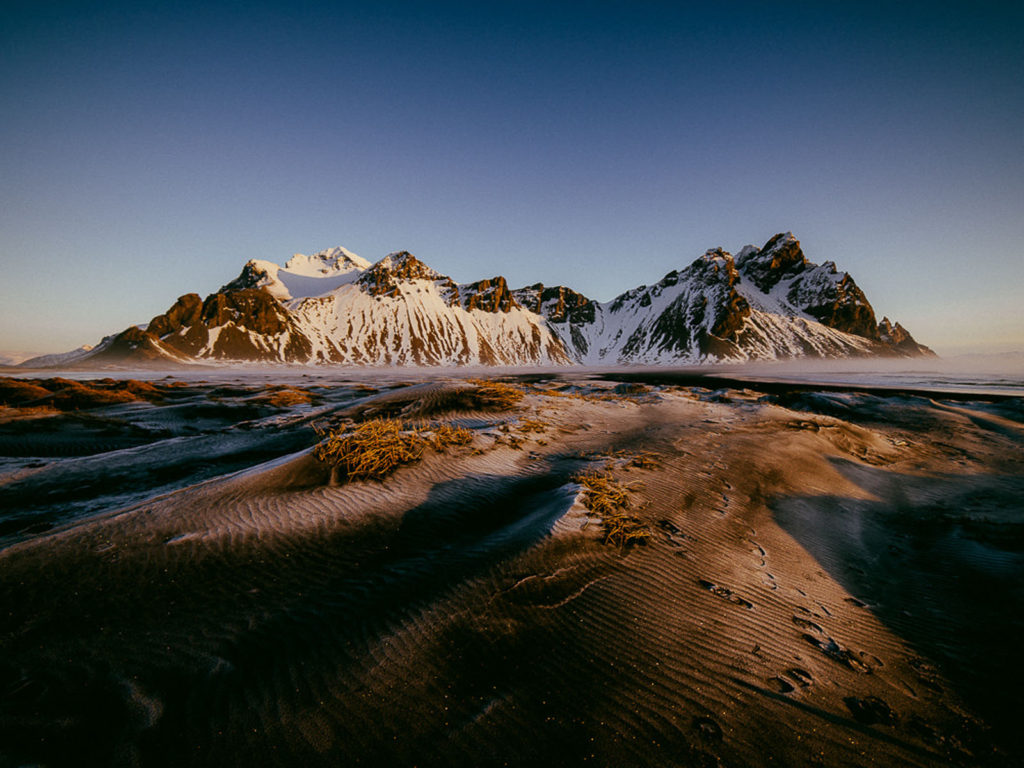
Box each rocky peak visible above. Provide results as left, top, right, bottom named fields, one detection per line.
left=878, top=317, right=935, bottom=356
left=513, top=284, right=597, bottom=324
left=220, top=260, right=277, bottom=294
left=49, top=230, right=937, bottom=368
left=690, top=248, right=741, bottom=287
left=878, top=316, right=903, bottom=342
left=358, top=251, right=452, bottom=298
left=147, top=294, right=203, bottom=337
left=460, top=276, right=519, bottom=313
left=737, top=232, right=808, bottom=292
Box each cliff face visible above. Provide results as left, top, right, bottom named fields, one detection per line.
left=55, top=233, right=935, bottom=368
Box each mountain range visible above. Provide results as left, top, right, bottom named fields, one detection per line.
left=21, top=232, right=933, bottom=368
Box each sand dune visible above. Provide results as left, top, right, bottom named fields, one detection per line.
left=1, top=375, right=1021, bottom=767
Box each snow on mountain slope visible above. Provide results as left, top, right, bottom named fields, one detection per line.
left=17, top=344, right=101, bottom=369
left=222, top=247, right=371, bottom=301
left=283, top=246, right=369, bottom=277
left=287, top=253, right=571, bottom=365
left=33, top=233, right=932, bottom=369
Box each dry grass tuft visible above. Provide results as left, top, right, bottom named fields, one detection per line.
left=573, top=471, right=632, bottom=516
left=424, top=423, right=474, bottom=450
left=602, top=513, right=653, bottom=547
left=628, top=453, right=661, bottom=470
left=572, top=470, right=651, bottom=546
left=258, top=386, right=312, bottom=407
left=516, top=418, right=548, bottom=434
left=313, top=418, right=474, bottom=482
left=314, top=419, right=426, bottom=481
left=465, top=379, right=524, bottom=411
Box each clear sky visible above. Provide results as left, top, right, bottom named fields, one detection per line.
left=2, top=0, right=1022, bottom=358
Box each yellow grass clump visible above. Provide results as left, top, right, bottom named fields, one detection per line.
left=314, top=419, right=426, bottom=481
left=425, top=423, right=474, bottom=450
left=259, top=386, right=312, bottom=407
left=628, top=453, right=661, bottom=470
left=572, top=470, right=651, bottom=546
left=516, top=418, right=548, bottom=434
left=313, top=418, right=474, bottom=482
left=465, top=379, right=524, bottom=410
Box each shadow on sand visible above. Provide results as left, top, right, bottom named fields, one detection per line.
left=772, top=456, right=1024, bottom=762
left=0, top=460, right=589, bottom=767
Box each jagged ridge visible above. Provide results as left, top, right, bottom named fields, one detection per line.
left=25, top=234, right=933, bottom=368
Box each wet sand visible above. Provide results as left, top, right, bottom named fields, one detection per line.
left=1, top=373, right=1022, bottom=767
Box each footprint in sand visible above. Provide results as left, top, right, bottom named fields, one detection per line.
left=747, top=540, right=767, bottom=567
left=768, top=667, right=814, bottom=695
left=794, top=614, right=875, bottom=673
left=784, top=667, right=814, bottom=688
left=791, top=616, right=824, bottom=634
left=802, top=634, right=873, bottom=673
left=697, top=579, right=754, bottom=609
left=843, top=696, right=897, bottom=726
left=658, top=519, right=687, bottom=544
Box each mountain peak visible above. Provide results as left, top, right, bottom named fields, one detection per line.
left=358, top=251, right=452, bottom=298
left=736, top=232, right=808, bottom=292
left=371, top=251, right=445, bottom=279
left=699, top=247, right=734, bottom=265
left=283, top=246, right=370, bottom=276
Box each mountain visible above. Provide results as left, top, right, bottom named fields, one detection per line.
left=24, top=235, right=933, bottom=368
left=538, top=232, right=932, bottom=364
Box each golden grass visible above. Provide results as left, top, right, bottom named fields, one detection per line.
left=526, top=385, right=633, bottom=403
left=601, top=450, right=662, bottom=471
left=424, top=423, right=474, bottom=449
left=572, top=470, right=651, bottom=546
left=258, top=387, right=312, bottom=407
left=516, top=418, right=548, bottom=434
left=314, top=419, right=425, bottom=481
left=465, top=379, right=524, bottom=410
left=313, top=418, right=474, bottom=482
left=628, top=453, right=661, bottom=470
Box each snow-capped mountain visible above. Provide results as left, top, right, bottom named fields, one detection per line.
left=25, top=235, right=933, bottom=368
left=537, top=232, right=932, bottom=364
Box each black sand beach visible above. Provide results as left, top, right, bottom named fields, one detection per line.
left=1, top=372, right=1021, bottom=767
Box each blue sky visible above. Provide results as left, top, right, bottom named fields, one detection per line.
left=2, top=0, right=1022, bottom=357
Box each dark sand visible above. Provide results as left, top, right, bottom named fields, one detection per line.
left=1, top=373, right=1022, bottom=767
